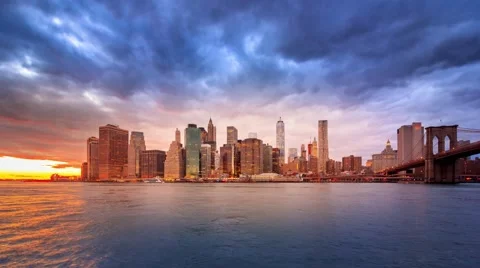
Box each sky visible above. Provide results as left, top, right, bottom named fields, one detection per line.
left=1, top=0, right=480, bottom=179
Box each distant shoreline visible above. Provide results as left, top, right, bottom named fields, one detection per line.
left=2, top=179, right=478, bottom=184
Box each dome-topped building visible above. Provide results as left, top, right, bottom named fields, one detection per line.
left=372, top=140, right=398, bottom=173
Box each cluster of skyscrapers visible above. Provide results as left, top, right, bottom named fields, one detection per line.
left=78, top=119, right=477, bottom=180
left=80, top=118, right=338, bottom=180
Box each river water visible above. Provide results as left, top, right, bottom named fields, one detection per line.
left=1, top=182, right=479, bottom=267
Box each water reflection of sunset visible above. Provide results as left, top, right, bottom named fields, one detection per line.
left=0, top=183, right=97, bottom=267
left=0, top=156, right=79, bottom=179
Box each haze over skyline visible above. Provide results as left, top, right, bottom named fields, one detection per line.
left=1, top=0, right=480, bottom=178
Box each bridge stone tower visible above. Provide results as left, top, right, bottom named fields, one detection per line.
left=425, top=125, right=458, bottom=183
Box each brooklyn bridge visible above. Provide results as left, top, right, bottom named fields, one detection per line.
left=380, top=125, right=480, bottom=183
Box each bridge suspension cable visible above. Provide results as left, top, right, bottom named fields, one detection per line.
left=458, top=127, right=480, bottom=133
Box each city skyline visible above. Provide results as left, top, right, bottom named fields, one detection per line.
left=1, top=1, right=480, bottom=179
left=1, top=116, right=480, bottom=179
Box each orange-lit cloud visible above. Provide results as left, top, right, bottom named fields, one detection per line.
left=0, top=156, right=80, bottom=180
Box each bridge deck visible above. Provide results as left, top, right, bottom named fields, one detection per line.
left=380, top=141, right=480, bottom=175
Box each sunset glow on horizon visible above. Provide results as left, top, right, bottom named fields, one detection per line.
left=0, top=156, right=80, bottom=180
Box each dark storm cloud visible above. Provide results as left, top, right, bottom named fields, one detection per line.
left=2, top=0, right=480, bottom=101
left=1, top=0, right=480, bottom=167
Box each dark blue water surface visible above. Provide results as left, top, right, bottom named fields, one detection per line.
left=1, top=182, right=479, bottom=267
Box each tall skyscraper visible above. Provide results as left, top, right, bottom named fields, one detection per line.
left=311, top=137, right=318, bottom=158
left=397, top=122, right=424, bottom=164
left=175, top=128, right=181, bottom=144
left=140, top=150, right=166, bottom=178
left=227, top=126, right=238, bottom=145
left=185, top=124, right=201, bottom=178
left=199, top=127, right=208, bottom=143
left=87, top=136, right=99, bottom=180
left=263, top=144, right=273, bottom=173
left=248, top=132, right=257, bottom=139
left=200, top=144, right=212, bottom=178
left=128, top=131, right=146, bottom=178
left=164, top=141, right=185, bottom=179
left=206, top=118, right=217, bottom=171
left=207, top=118, right=216, bottom=142
left=98, top=124, right=129, bottom=180
left=301, top=144, right=306, bottom=158
left=276, top=117, right=285, bottom=164
left=307, top=143, right=312, bottom=157
left=235, top=140, right=242, bottom=176
left=214, top=150, right=220, bottom=171
left=240, top=138, right=264, bottom=175
left=204, top=141, right=216, bottom=170
left=318, top=120, right=329, bottom=174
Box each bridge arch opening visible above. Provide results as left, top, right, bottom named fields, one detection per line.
left=445, top=135, right=451, bottom=151
left=432, top=136, right=439, bottom=154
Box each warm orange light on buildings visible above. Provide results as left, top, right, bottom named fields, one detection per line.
left=0, top=156, right=79, bottom=179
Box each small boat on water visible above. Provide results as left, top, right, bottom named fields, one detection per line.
left=144, top=176, right=164, bottom=183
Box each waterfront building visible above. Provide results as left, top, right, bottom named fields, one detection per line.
left=272, top=148, right=281, bottom=174
left=397, top=122, right=424, bottom=164
left=366, top=160, right=373, bottom=168
left=227, top=126, right=238, bottom=145
left=282, top=158, right=299, bottom=174
left=312, top=137, right=318, bottom=158
left=87, top=136, right=99, bottom=180
left=200, top=144, right=212, bottom=178
left=175, top=128, right=181, bottom=143
left=220, top=144, right=236, bottom=176
left=276, top=117, right=285, bottom=164
left=459, top=157, right=480, bottom=175
left=240, top=138, right=264, bottom=175
left=185, top=124, right=201, bottom=178
left=298, top=156, right=308, bottom=173
left=335, top=161, right=342, bottom=174
left=342, top=155, right=362, bottom=173
left=164, top=141, right=185, bottom=179
left=263, top=144, right=273, bottom=173
left=308, top=156, right=318, bottom=174
left=288, top=148, right=298, bottom=163
left=326, top=159, right=335, bottom=175
left=128, top=131, right=146, bottom=178
left=98, top=124, right=129, bottom=180
left=81, top=162, right=88, bottom=180
left=372, top=140, right=398, bottom=173
left=140, top=150, right=166, bottom=178
left=318, top=120, right=329, bottom=174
